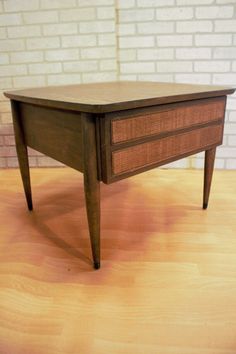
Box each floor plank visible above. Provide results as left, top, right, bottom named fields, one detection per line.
left=0, top=168, right=236, bottom=354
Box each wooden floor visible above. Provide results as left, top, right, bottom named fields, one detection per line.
left=0, top=167, right=236, bottom=354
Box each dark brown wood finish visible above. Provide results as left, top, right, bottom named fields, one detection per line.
left=11, top=100, right=33, bottom=211
left=5, top=81, right=235, bottom=269
left=4, top=81, right=234, bottom=113
left=203, top=147, right=217, bottom=210
left=82, top=112, right=101, bottom=269
left=19, top=103, right=84, bottom=172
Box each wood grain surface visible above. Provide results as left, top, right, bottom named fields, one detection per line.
left=1, top=168, right=236, bottom=354
left=4, top=81, right=235, bottom=113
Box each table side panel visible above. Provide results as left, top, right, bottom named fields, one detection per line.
left=19, top=102, right=84, bottom=172
left=111, top=97, right=226, bottom=144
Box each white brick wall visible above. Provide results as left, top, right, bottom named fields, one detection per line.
left=0, top=0, right=236, bottom=169
left=0, top=0, right=117, bottom=167
left=117, top=0, right=236, bottom=170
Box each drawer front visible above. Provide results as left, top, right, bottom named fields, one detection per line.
left=112, top=124, right=223, bottom=175
left=111, top=97, right=226, bottom=144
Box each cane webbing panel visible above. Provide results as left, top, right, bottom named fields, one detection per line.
left=112, top=98, right=225, bottom=144
left=112, top=124, right=222, bottom=175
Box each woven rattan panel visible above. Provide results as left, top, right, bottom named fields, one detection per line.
left=112, top=98, right=225, bottom=144
left=112, top=124, right=222, bottom=175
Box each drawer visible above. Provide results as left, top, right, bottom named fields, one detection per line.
left=111, top=97, right=226, bottom=144
left=112, top=124, right=223, bottom=176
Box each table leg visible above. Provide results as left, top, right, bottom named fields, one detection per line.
left=203, top=147, right=216, bottom=210
left=82, top=113, right=100, bottom=269
left=11, top=100, right=33, bottom=211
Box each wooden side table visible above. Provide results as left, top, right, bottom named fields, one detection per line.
left=4, top=81, right=235, bottom=269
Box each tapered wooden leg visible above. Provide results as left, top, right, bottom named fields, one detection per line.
left=203, top=147, right=216, bottom=210
left=82, top=113, right=100, bottom=269
left=11, top=100, right=33, bottom=211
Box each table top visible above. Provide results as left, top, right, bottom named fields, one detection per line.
left=4, top=81, right=235, bottom=114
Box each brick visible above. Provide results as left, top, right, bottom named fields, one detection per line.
left=226, top=159, right=236, bottom=169
left=217, top=147, right=236, bottom=158
left=40, top=0, right=76, bottom=9
left=120, top=62, right=155, bottom=74
left=227, top=98, right=236, bottom=111
left=229, top=112, right=236, bottom=122
left=157, top=35, right=192, bottom=47
left=119, top=9, right=154, bottom=22
left=156, top=7, right=193, bottom=20
left=196, top=6, right=234, bottom=18
left=137, top=22, right=174, bottom=34
left=1, top=113, right=12, bottom=124
left=117, top=0, right=135, bottom=8
left=119, top=36, right=154, bottom=48
left=214, top=47, right=236, bottom=59
left=82, top=72, right=117, bottom=83
left=13, top=76, right=46, bottom=88
left=177, top=0, right=214, bottom=3
left=37, top=156, right=64, bottom=167
left=175, top=73, right=211, bottom=84
left=157, top=61, right=193, bottom=73
left=0, top=39, right=25, bottom=52
left=0, top=101, right=10, bottom=112
left=0, top=136, right=4, bottom=145
left=0, top=158, right=6, bottom=168
left=0, top=146, right=16, bottom=157
left=215, top=20, right=236, bottom=32
left=4, top=135, right=15, bottom=146
left=27, top=37, right=60, bottom=50
left=137, top=48, right=174, bottom=60
left=79, top=21, right=115, bottom=33
left=0, top=28, right=7, bottom=39
left=63, top=61, right=98, bottom=72
left=10, top=51, right=43, bottom=64
left=0, top=54, right=9, bottom=65
left=60, top=8, right=95, bottom=22
left=43, top=23, right=77, bottom=36
left=228, top=136, right=236, bottom=146
left=81, top=47, right=116, bottom=59
left=23, top=11, right=58, bottom=24
left=217, top=0, right=236, bottom=3
left=62, top=35, right=96, bottom=48
left=137, top=0, right=174, bottom=6
left=29, top=63, right=62, bottom=74
left=7, top=25, right=41, bottom=38
left=45, top=49, right=79, bottom=62
left=213, top=74, right=236, bottom=85
left=0, top=65, right=27, bottom=77
left=99, top=59, right=117, bottom=71
left=118, top=49, right=136, bottom=61
left=176, top=48, right=211, bottom=59
left=195, top=34, right=232, bottom=46
left=139, top=74, right=174, bottom=82
left=0, top=78, right=12, bottom=90
left=118, top=24, right=136, bottom=35
left=4, top=0, right=39, bottom=12
left=47, top=74, right=81, bottom=85
left=224, top=123, right=236, bottom=134
left=176, top=20, right=213, bottom=33
left=98, top=33, right=116, bottom=46
left=0, top=13, right=22, bottom=26
left=119, top=74, right=137, bottom=80
left=78, top=0, right=114, bottom=6
left=194, top=61, right=230, bottom=72
left=97, top=7, right=115, bottom=19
